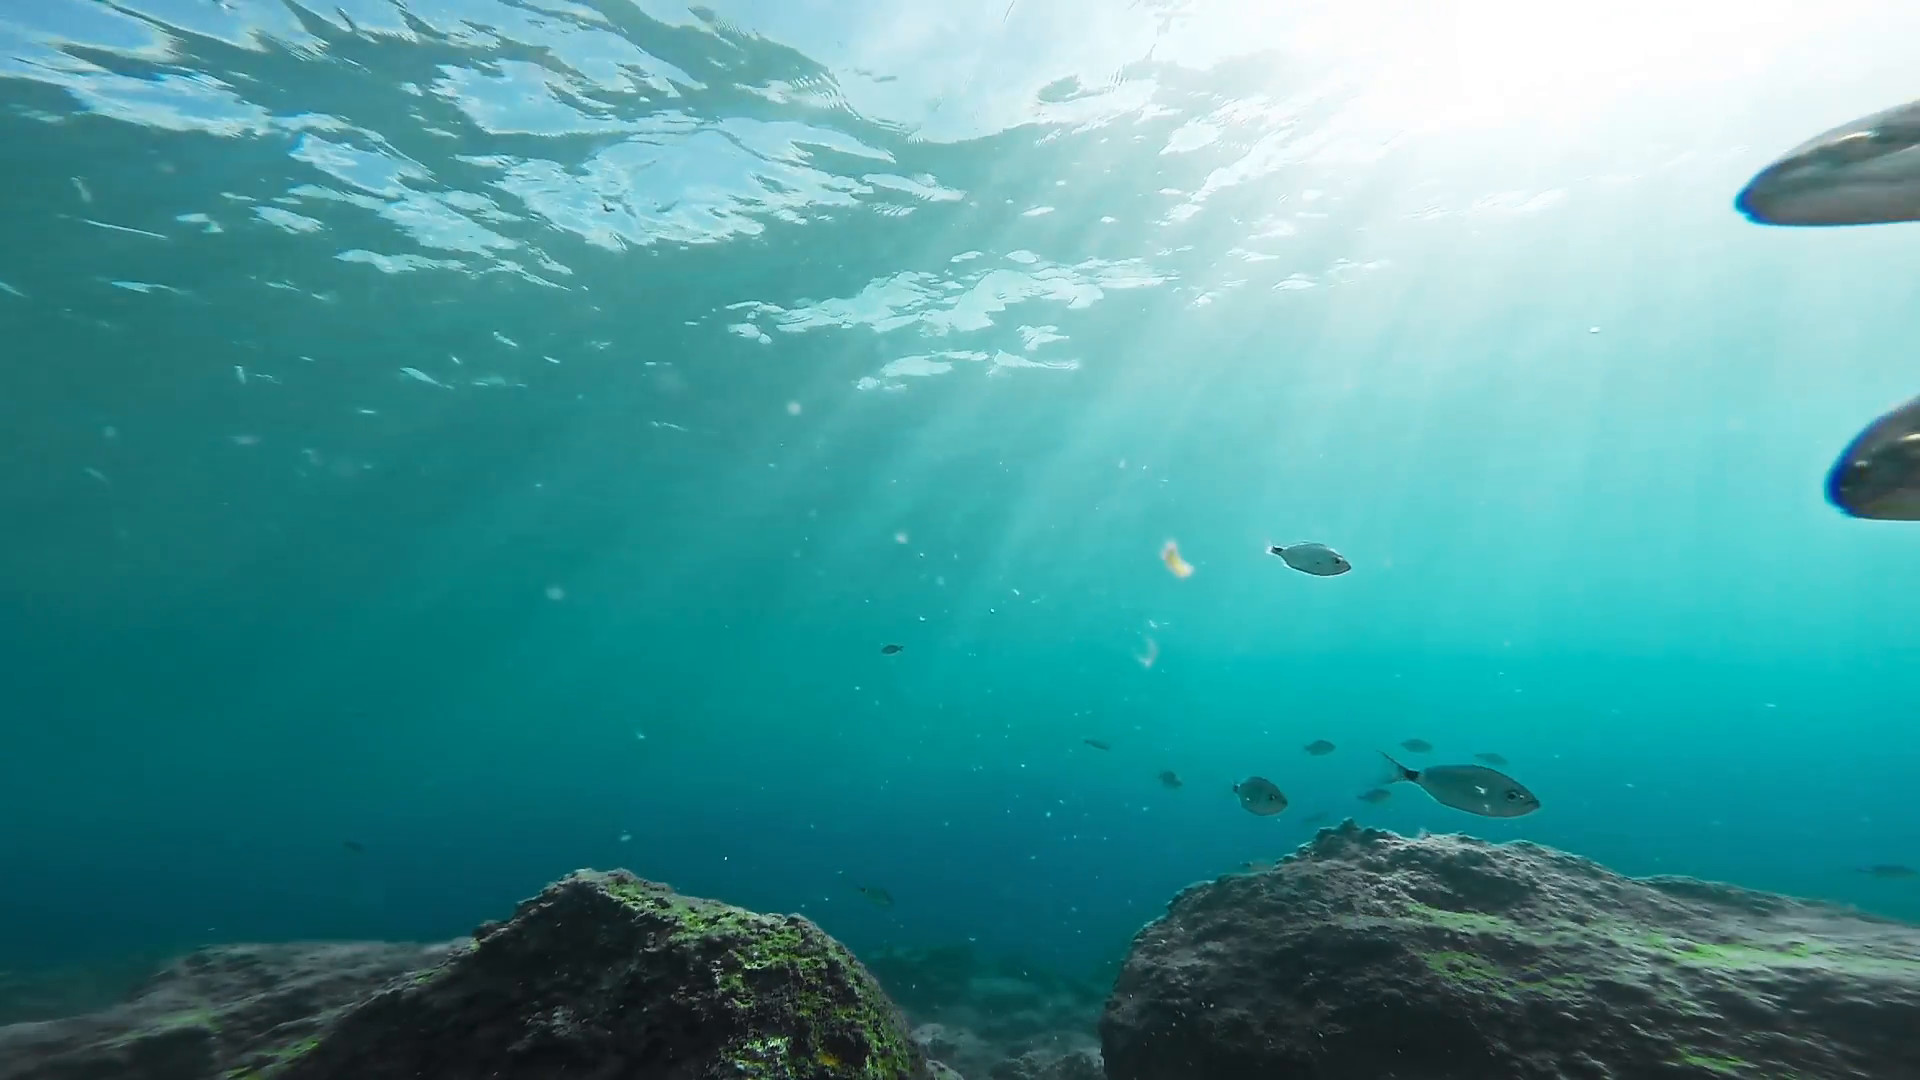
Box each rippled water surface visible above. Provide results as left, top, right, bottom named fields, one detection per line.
left=4, top=0, right=1920, bottom=972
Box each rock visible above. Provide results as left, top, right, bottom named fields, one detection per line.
left=1102, top=821, right=1920, bottom=1079
left=281, top=869, right=926, bottom=1080
left=0, top=941, right=455, bottom=1080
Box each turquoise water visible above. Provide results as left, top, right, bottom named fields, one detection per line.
left=3, top=0, right=1920, bottom=985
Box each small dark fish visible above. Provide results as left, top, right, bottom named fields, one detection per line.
left=1268, top=542, right=1350, bottom=576
left=1736, top=100, right=1920, bottom=226
left=1083, top=738, right=1112, bottom=751
left=1303, top=739, right=1336, bottom=756
left=880, top=643, right=904, bottom=654
left=343, top=840, right=366, bottom=854
left=1157, top=770, right=1183, bottom=789
left=857, top=886, right=895, bottom=907
left=1826, top=393, right=1920, bottom=520
left=1379, top=752, right=1540, bottom=818
left=1234, top=776, right=1289, bottom=816
left=1473, top=752, right=1509, bottom=767
left=1357, top=788, right=1392, bottom=804
left=1400, top=739, right=1433, bottom=753
left=1858, top=864, right=1917, bottom=879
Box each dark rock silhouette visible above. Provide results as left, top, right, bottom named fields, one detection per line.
left=0, top=869, right=927, bottom=1080
left=0, top=941, right=455, bottom=1080
left=1102, top=821, right=1920, bottom=1079
left=283, top=869, right=925, bottom=1080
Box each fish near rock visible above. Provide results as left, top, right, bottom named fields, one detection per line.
left=1858, top=864, right=1917, bottom=879
left=1736, top=99, right=1920, bottom=226
left=1378, top=752, right=1539, bottom=818
left=1268, top=542, right=1349, bottom=576
left=1826, top=394, right=1920, bottom=520
left=1234, top=777, right=1288, bottom=816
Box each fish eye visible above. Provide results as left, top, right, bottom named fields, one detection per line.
left=1504, top=789, right=1525, bottom=801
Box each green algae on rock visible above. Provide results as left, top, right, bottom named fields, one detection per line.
left=279, top=869, right=927, bottom=1080
left=1102, top=821, right=1920, bottom=1079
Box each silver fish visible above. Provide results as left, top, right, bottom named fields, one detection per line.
left=1736, top=100, right=1920, bottom=226
left=1858, top=864, right=1916, bottom=879
left=1268, top=542, right=1350, bottom=576
left=1379, top=752, right=1539, bottom=818
left=1827, top=394, right=1920, bottom=519
left=1234, top=776, right=1289, bottom=816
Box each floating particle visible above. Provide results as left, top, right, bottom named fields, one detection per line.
left=544, top=585, right=566, bottom=601
left=1160, top=540, right=1194, bottom=578
left=787, top=401, right=802, bottom=415
left=1135, top=637, right=1158, bottom=669
left=894, top=531, right=910, bottom=544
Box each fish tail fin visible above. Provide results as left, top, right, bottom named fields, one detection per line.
left=1378, top=751, right=1417, bottom=785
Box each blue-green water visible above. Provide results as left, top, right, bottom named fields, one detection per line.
left=3, top=0, right=1920, bottom=989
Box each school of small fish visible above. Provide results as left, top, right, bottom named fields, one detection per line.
left=835, top=103, right=1920, bottom=907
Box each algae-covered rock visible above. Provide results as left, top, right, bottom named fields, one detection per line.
left=0, top=941, right=455, bottom=1080
left=281, top=868, right=927, bottom=1080
left=1101, top=821, right=1920, bottom=1079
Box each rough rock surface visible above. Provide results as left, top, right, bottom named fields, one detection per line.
left=280, top=869, right=926, bottom=1080
left=1102, top=821, right=1920, bottom=1079
left=0, top=869, right=927, bottom=1080
left=0, top=940, right=455, bottom=1080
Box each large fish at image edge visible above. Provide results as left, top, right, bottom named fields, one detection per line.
left=1825, top=393, right=1920, bottom=520
left=1736, top=99, right=1920, bottom=226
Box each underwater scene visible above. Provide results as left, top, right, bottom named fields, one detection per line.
left=4, top=0, right=1920, bottom=1076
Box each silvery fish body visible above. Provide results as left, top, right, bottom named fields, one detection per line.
left=1737, top=100, right=1920, bottom=226
left=1827, top=394, right=1920, bottom=519
left=1380, top=753, right=1540, bottom=818
left=1234, top=776, right=1289, bottom=816
left=1270, top=542, right=1350, bottom=576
